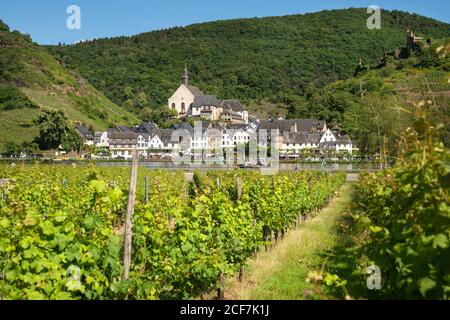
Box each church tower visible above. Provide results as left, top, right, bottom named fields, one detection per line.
left=182, top=63, right=189, bottom=85
left=168, top=64, right=204, bottom=117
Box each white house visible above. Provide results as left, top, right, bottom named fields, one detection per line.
left=191, top=131, right=208, bottom=150
left=94, top=131, right=109, bottom=147
left=148, top=134, right=164, bottom=150
left=222, top=132, right=233, bottom=147
left=320, top=129, right=337, bottom=143
left=205, top=128, right=223, bottom=151
left=137, top=134, right=149, bottom=157
left=232, top=130, right=250, bottom=146
left=222, top=100, right=249, bottom=124
left=192, top=95, right=223, bottom=121
left=265, top=120, right=353, bottom=156
left=148, top=129, right=179, bottom=153
left=335, top=136, right=353, bottom=154
left=108, top=131, right=138, bottom=160
left=75, top=125, right=94, bottom=146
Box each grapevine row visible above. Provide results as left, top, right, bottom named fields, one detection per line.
left=0, top=165, right=346, bottom=299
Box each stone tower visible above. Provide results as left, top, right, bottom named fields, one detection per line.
left=406, top=29, right=415, bottom=56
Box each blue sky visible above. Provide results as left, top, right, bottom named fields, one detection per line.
left=0, top=0, right=449, bottom=45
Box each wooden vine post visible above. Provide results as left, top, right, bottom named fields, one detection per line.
left=145, top=176, right=149, bottom=204
left=0, top=179, right=10, bottom=201
left=236, top=177, right=242, bottom=199
left=123, top=149, right=139, bottom=280
left=218, top=273, right=225, bottom=300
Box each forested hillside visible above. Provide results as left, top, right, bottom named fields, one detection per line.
left=47, top=8, right=450, bottom=112
left=0, top=20, right=139, bottom=150
left=287, top=39, right=450, bottom=154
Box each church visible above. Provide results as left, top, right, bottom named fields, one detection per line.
left=167, top=66, right=248, bottom=124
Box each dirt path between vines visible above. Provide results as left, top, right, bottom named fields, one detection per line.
left=225, top=182, right=356, bottom=300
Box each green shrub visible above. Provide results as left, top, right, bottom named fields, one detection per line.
left=0, top=85, right=38, bottom=110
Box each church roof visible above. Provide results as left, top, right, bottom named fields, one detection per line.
left=192, top=95, right=221, bottom=107
left=185, top=85, right=204, bottom=97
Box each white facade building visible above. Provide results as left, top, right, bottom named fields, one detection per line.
left=320, top=129, right=337, bottom=143
left=94, top=131, right=109, bottom=147
left=168, top=65, right=204, bottom=117
left=167, top=67, right=248, bottom=123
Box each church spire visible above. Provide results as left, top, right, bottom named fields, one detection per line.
left=182, top=62, right=189, bottom=85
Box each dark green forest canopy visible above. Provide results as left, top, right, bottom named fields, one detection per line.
left=46, top=8, right=450, bottom=112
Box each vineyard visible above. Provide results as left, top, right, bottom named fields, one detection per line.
left=393, top=71, right=450, bottom=115
left=352, top=117, right=450, bottom=299
left=0, top=165, right=346, bottom=299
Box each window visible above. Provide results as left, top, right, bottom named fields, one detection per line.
left=181, top=102, right=186, bottom=113
left=171, top=103, right=176, bottom=110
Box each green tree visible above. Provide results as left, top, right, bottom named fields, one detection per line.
left=3, top=141, right=21, bottom=157
left=123, top=86, right=133, bottom=99
left=140, top=107, right=152, bottom=122
left=140, top=107, right=178, bottom=128
left=124, top=99, right=135, bottom=110
left=136, top=92, right=148, bottom=108
left=0, top=85, right=38, bottom=110
left=0, top=19, right=10, bottom=32
left=34, top=108, right=69, bottom=149
left=61, top=127, right=84, bottom=152
left=34, top=108, right=82, bottom=151
left=20, top=141, right=38, bottom=155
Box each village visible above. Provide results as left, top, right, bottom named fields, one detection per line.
left=73, top=66, right=356, bottom=162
